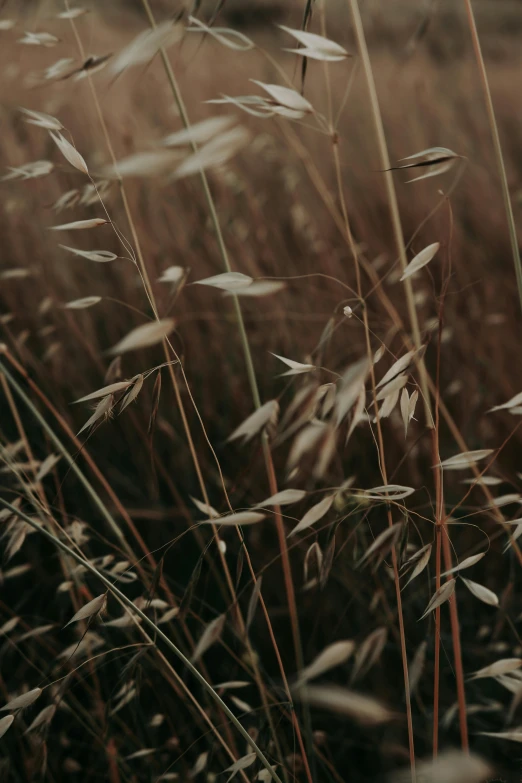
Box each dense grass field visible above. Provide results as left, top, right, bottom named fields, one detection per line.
left=1, top=1, right=522, bottom=781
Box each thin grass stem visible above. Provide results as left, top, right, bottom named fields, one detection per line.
left=0, top=497, right=283, bottom=783
left=462, top=0, right=522, bottom=313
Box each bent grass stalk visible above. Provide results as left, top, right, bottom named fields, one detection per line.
left=0, top=352, right=221, bottom=728
left=2, top=349, right=174, bottom=575
left=128, top=624, right=252, bottom=783
left=0, top=497, right=283, bottom=783
left=0, top=357, right=135, bottom=553
left=0, top=379, right=113, bottom=737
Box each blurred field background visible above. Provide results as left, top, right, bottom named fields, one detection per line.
left=1, top=0, right=522, bottom=782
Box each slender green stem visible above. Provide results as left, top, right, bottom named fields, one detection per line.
left=0, top=358, right=128, bottom=548
left=142, top=4, right=261, bottom=407
left=138, top=5, right=313, bottom=776
left=65, top=8, right=297, bottom=776
left=0, top=497, right=283, bottom=783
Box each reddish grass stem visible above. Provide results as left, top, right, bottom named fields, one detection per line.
left=331, top=137, right=416, bottom=782
left=442, top=529, right=469, bottom=752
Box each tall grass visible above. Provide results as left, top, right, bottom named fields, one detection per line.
left=0, top=2, right=521, bottom=782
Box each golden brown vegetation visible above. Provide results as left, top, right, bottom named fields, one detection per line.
left=1, top=1, right=522, bottom=782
